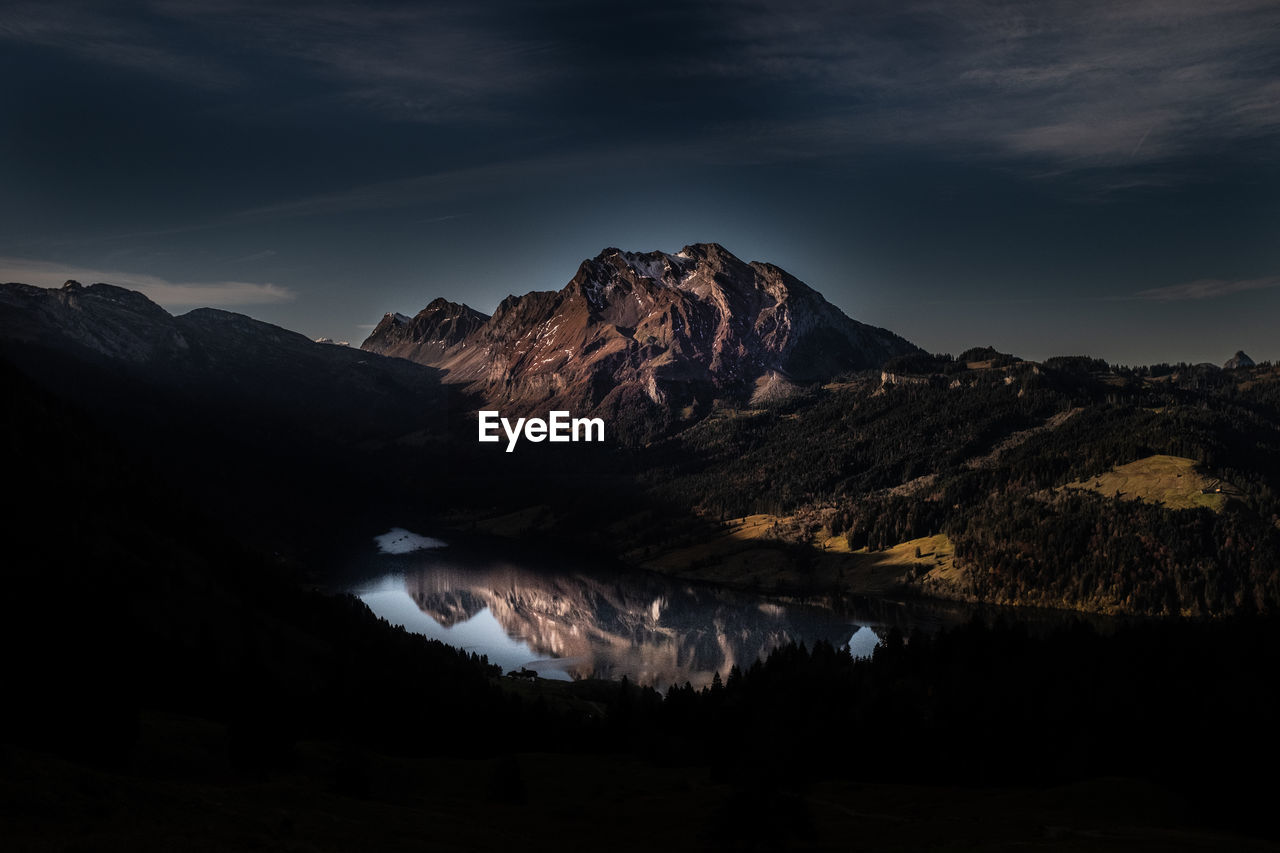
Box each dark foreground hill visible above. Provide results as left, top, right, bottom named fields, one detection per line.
left=3, top=360, right=1279, bottom=847
left=0, top=279, right=456, bottom=548
left=0, top=279, right=449, bottom=445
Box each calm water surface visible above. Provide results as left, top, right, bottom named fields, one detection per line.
left=349, top=529, right=972, bottom=689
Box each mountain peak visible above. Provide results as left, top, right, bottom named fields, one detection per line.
left=362, top=244, right=921, bottom=440
left=678, top=241, right=732, bottom=258
left=365, top=297, right=487, bottom=363
left=424, top=296, right=466, bottom=312
left=76, top=283, right=170, bottom=318
left=1224, top=350, right=1255, bottom=369
left=592, top=243, right=735, bottom=274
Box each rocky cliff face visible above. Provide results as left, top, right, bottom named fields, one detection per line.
left=362, top=244, right=921, bottom=434
left=0, top=280, right=189, bottom=363
left=365, top=298, right=489, bottom=365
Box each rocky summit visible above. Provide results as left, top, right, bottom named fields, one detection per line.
left=363, top=243, right=921, bottom=434
left=1224, top=350, right=1256, bottom=370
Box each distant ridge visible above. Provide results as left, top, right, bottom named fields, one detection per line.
left=1224, top=350, right=1255, bottom=369
left=0, top=279, right=447, bottom=444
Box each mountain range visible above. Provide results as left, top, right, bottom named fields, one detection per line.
left=2, top=245, right=1277, bottom=620
left=362, top=243, right=920, bottom=437
left=0, top=278, right=448, bottom=443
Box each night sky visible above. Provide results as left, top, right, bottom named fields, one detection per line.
left=2, top=1, right=1278, bottom=364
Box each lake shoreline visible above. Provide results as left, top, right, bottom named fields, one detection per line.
left=407, top=510, right=1137, bottom=631
left=340, top=520, right=1131, bottom=689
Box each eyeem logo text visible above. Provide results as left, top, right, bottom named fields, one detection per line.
left=478, top=410, right=605, bottom=452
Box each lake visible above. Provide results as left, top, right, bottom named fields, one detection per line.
left=348, top=528, right=976, bottom=689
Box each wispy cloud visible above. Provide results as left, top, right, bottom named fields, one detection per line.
left=3, top=0, right=1276, bottom=181
left=1132, top=275, right=1280, bottom=301
left=161, top=0, right=557, bottom=122
left=703, top=0, right=1280, bottom=171
left=231, top=146, right=696, bottom=220
left=0, top=256, right=294, bottom=307
left=232, top=164, right=522, bottom=221
left=229, top=249, right=277, bottom=264
left=0, top=2, right=239, bottom=89
left=0, top=1, right=554, bottom=122
left=416, top=214, right=469, bottom=225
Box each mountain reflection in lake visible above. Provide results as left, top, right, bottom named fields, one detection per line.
left=351, top=536, right=959, bottom=689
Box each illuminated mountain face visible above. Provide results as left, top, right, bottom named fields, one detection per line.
left=362, top=244, right=920, bottom=439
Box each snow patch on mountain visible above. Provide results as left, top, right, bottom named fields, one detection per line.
left=374, top=528, right=447, bottom=554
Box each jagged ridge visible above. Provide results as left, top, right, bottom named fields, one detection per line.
left=362, top=243, right=922, bottom=432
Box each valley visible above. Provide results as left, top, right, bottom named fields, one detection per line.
left=3, top=246, right=1280, bottom=849
left=6, top=249, right=1277, bottom=623
left=7, top=2, right=1279, bottom=846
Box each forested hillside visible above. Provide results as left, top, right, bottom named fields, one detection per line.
left=624, top=357, right=1280, bottom=616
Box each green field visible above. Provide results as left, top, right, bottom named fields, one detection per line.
left=1061, top=454, right=1232, bottom=512
left=644, top=517, right=956, bottom=596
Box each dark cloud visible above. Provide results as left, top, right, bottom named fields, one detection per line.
left=0, top=1, right=239, bottom=88
left=0, top=1, right=1276, bottom=362
left=6, top=0, right=1277, bottom=169
left=701, top=0, right=1280, bottom=169
left=151, top=0, right=558, bottom=122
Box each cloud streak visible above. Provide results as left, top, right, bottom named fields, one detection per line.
left=0, top=2, right=239, bottom=89
left=231, top=144, right=711, bottom=221
left=1132, top=276, right=1280, bottom=302
left=704, top=0, right=1280, bottom=170
left=161, top=0, right=559, bottom=122
left=0, top=256, right=295, bottom=307
left=0, top=1, right=555, bottom=123
left=7, top=0, right=1277, bottom=172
